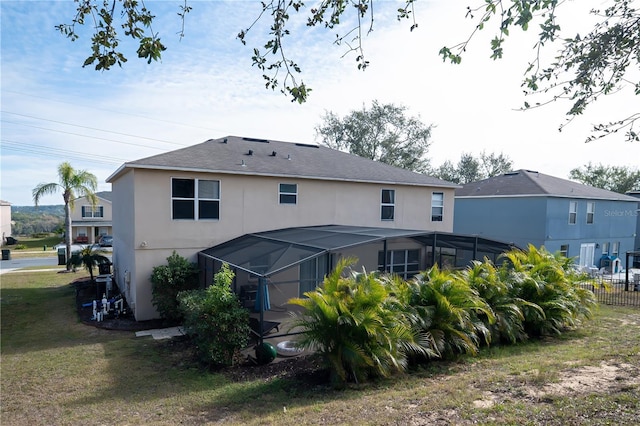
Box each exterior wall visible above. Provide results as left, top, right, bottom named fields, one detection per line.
left=454, top=195, right=638, bottom=269
left=120, top=168, right=455, bottom=320
left=0, top=201, right=11, bottom=244
left=111, top=171, right=136, bottom=313
left=454, top=197, right=547, bottom=248
left=70, top=195, right=113, bottom=244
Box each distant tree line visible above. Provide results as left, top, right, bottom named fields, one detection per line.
left=10, top=205, right=64, bottom=236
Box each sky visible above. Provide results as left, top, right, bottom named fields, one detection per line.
left=1, top=0, right=638, bottom=206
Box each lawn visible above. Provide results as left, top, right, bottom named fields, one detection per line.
left=3, top=235, right=62, bottom=259
left=1, top=270, right=639, bottom=425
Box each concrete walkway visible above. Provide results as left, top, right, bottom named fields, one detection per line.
left=135, top=326, right=185, bottom=340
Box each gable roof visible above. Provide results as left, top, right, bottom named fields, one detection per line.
left=456, top=169, right=638, bottom=201
left=107, top=136, right=457, bottom=188
left=73, top=191, right=112, bottom=203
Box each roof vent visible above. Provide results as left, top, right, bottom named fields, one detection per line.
left=247, top=149, right=253, bottom=156
left=287, top=154, right=291, bottom=160
left=222, top=138, right=228, bottom=144
left=241, top=160, right=246, bottom=167
left=270, top=151, right=277, bottom=157
left=295, top=143, right=319, bottom=148
left=242, top=137, right=269, bottom=143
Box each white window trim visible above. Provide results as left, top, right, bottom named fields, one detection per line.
left=279, top=183, right=298, bottom=205
left=586, top=202, right=595, bottom=224
left=381, top=189, right=395, bottom=221
left=569, top=201, right=577, bottom=225
left=82, top=205, right=104, bottom=218
left=171, top=178, right=220, bottom=220
left=431, top=192, right=444, bottom=222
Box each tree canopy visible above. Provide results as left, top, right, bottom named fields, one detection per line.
left=315, top=100, right=433, bottom=173
left=432, top=152, right=513, bottom=184
left=58, top=1, right=638, bottom=139
left=32, top=162, right=98, bottom=270
left=569, top=163, right=640, bottom=194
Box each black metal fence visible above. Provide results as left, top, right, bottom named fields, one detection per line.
left=580, top=276, right=640, bottom=308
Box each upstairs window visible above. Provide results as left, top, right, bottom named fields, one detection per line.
left=82, top=205, right=104, bottom=218
left=569, top=201, right=577, bottom=224
left=381, top=189, right=395, bottom=220
left=586, top=202, right=595, bottom=224
left=172, top=178, right=220, bottom=220
left=279, top=183, right=298, bottom=204
left=431, top=192, right=444, bottom=222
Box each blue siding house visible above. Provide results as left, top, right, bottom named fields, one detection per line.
left=454, top=170, right=639, bottom=271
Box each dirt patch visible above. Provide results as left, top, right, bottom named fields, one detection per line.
left=532, top=361, right=640, bottom=397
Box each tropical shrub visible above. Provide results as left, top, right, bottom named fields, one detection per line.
left=178, top=263, right=250, bottom=367
left=499, top=245, right=597, bottom=336
left=405, top=265, right=494, bottom=360
left=67, top=245, right=110, bottom=282
left=462, top=260, right=531, bottom=344
left=150, top=251, right=199, bottom=323
left=288, top=258, right=428, bottom=387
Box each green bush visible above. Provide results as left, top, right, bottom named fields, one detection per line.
left=13, top=244, right=27, bottom=250
left=178, top=263, right=250, bottom=367
left=289, top=258, right=428, bottom=387
left=500, top=245, right=597, bottom=336
left=150, top=251, right=199, bottom=324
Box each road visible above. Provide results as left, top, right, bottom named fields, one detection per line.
left=0, top=248, right=112, bottom=275
left=0, top=256, right=61, bottom=274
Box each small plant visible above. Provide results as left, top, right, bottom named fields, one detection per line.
left=150, top=251, right=199, bottom=323
left=178, top=263, right=250, bottom=367
left=13, top=244, right=28, bottom=250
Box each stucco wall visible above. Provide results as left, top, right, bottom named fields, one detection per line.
left=118, top=168, right=455, bottom=320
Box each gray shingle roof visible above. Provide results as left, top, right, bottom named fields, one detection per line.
left=107, top=136, right=457, bottom=188
left=456, top=169, right=639, bottom=201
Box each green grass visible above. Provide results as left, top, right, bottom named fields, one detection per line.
left=3, top=235, right=62, bottom=259
left=1, top=271, right=639, bottom=425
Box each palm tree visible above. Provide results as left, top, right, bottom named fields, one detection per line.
left=32, top=162, right=98, bottom=271
left=67, top=245, right=110, bottom=282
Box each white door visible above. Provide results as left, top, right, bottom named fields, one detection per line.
left=579, top=243, right=596, bottom=268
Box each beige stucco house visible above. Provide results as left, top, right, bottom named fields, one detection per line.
left=70, top=191, right=113, bottom=244
left=0, top=200, right=12, bottom=245
left=107, top=136, right=468, bottom=321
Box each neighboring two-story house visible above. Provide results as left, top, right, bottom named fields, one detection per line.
left=0, top=200, right=11, bottom=245
left=108, top=136, right=509, bottom=321
left=70, top=191, right=113, bottom=244
left=454, top=170, right=639, bottom=272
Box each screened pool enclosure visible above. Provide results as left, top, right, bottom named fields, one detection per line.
left=198, top=225, right=517, bottom=345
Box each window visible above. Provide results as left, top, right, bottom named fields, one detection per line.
left=82, top=205, right=104, bottom=218
left=431, top=192, right=444, bottom=222
left=602, top=242, right=609, bottom=255
left=378, top=249, right=420, bottom=279
left=299, top=254, right=329, bottom=297
left=381, top=189, right=395, bottom=220
left=172, top=178, right=220, bottom=220
left=279, top=183, right=297, bottom=204
left=586, top=202, right=595, bottom=224
left=612, top=242, right=619, bottom=257
left=559, top=244, right=569, bottom=258
left=569, top=201, right=577, bottom=224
